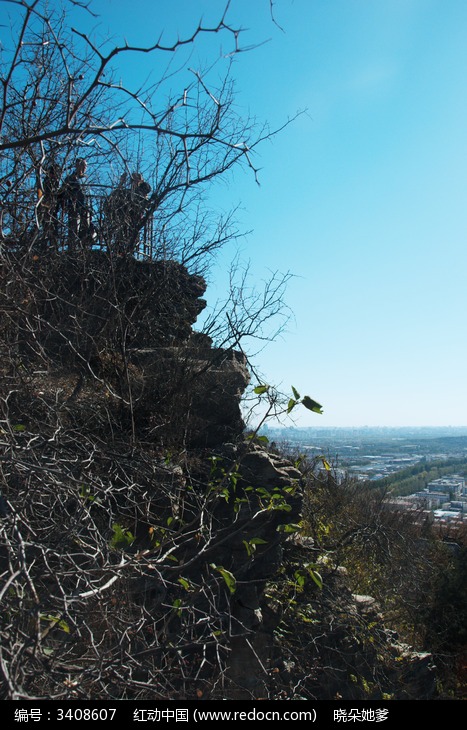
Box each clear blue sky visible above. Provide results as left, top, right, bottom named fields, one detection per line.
left=79, top=0, right=467, bottom=428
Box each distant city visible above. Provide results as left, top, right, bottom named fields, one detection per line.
left=260, top=425, right=467, bottom=530
left=261, top=426, right=467, bottom=476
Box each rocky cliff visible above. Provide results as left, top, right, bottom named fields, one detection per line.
left=0, top=251, right=439, bottom=700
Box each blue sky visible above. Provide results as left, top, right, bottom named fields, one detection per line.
left=78, top=0, right=467, bottom=428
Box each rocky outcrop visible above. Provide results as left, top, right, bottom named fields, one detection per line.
left=213, top=444, right=303, bottom=696
left=128, top=345, right=250, bottom=447
left=0, top=250, right=443, bottom=701
left=19, top=251, right=249, bottom=448
left=25, top=251, right=207, bottom=360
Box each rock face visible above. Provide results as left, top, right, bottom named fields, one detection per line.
left=209, top=444, right=304, bottom=696
left=35, top=252, right=208, bottom=353
left=128, top=345, right=250, bottom=447
left=0, top=250, right=441, bottom=701
left=23, top=251, right=249, bottom=447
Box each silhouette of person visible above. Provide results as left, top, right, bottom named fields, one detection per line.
left=104, top=171, right=151, bottom=256
left=39, top=163, right=62, bottom=245
left=62, top=158, right=91, bottom=249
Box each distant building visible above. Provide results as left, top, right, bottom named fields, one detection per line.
left=433, top=509, right=467, bottom=523
left=426, top=476, right=465, bottom=496
left=414, top=490, right=450, bottom=509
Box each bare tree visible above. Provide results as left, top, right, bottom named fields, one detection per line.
left=0, top=0, right=290, bottom=264
left=0, top=0, right=306, bottom=701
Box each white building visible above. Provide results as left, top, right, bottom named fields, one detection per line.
left=426, top=476, right=465, bottom=497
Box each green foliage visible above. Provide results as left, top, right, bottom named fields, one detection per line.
left=178, top=577, right=194, bottom=592
left=247, top=484, right=293, bottom=512
left=109, top=523, right=135, bottom=551
left=39, top=614, right=70, bottom=634
left=207, top=457, right=241, bottom=506
left=276, top=522, right=302, bottom=534
left=301, top=395, right=323, bottom=414
left=247, top=433, right=270, bottom=444
left=206, top=453, right=300, bottom=520
left=210, top=564, right=237, bottom=594
left=242, top=537, right=268, bottom=557
left=252, top=383, right=323, bottom=420
left=293, top=564, right=323, bottom=591
left=287, top=386, right=323, bottom=415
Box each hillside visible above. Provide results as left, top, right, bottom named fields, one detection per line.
left=1, top=0, right=466, bottom=702
left=0, top=249, right=464, bottom=701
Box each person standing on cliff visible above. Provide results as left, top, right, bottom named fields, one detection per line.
left=103, top=171, right=151, bottom=256
left=62, top=158, right=91, bottom=250
left=38, top=163, right=62, bottom=247
left=127, top=172, right=151, bottom=255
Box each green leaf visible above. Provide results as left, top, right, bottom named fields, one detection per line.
left=172, top=598, right=182, bottom=616
left=178, top=577, right=192, bottom=591
left=246, top=433, right=269, bottom=444
left=268, top=502, right=292, bottom=513
left=301, top=396, right=323, bottom=414
left=110, top=523, right=135, bottom=550
left=243, top=537, right=268, bottom=556
left=287, top=398, right=297, bottom=414
left=291, top=386, right=301, bottom=400
left=12, top=424, right=26, bottom=432
left=294, top=570, right=306, bottom=588
left=276, top=523, right=302, bottom=534
left=40, top=614, right=70, bottom=634
left=297, top=613, right=317, bottom=624
left=210, top=564, right=236, bottom=594
left=254, top=384, right=270, bottom=395
left=242, top=539, right=253, bottom=557
left=308, top=569, right=323, bottom=589
left=304, top=563, right=323, bottom=589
